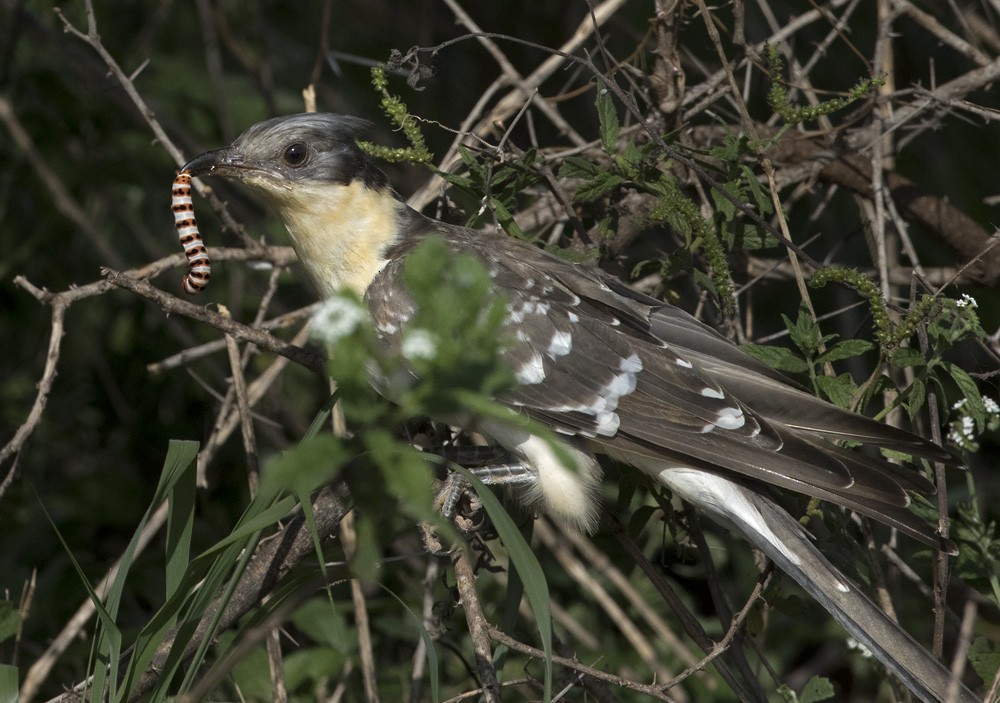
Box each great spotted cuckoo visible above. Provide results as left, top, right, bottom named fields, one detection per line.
left=181, top=113, right=977, bottom=703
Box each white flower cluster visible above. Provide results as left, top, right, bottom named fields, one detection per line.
left=948, top=414, right=976, bottom=449
left=846, top=637, right=873, bottom=659
left=955, top=293, right=978, bottom=308
left=948, top=396, right=1000, bottom=452
left=401, top=328, right=438, bottom=361
left=311, top=295, right=368, bottom=344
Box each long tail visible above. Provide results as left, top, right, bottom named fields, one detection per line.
left=657, top=468, right=979, bottom=703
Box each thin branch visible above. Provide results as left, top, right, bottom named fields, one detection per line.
left=451, top=546, right=500, bottom=703
left=486, top=625, right=677, bottom=701
left=101, top=268, right=324, bottom=373
left=0, top=298, right=67, bottom=490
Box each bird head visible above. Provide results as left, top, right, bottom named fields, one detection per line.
left=181, top=113, right=413, bottom=297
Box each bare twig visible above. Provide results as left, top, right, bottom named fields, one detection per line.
left=451, top=546, right=500, bottom=703
left=0, top=297, right=67, bottom=493
left=486, top=625, right=677, bottom=701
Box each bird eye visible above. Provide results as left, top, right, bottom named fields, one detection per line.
left=283, top=142, right=308, bottom=166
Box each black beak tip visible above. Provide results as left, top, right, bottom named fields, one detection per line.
left=179, top=147, right=240, bottom=177
left=180, top=150, right=220, bottom=177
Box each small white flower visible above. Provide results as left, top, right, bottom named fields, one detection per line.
left=956, top=293, right=978, bottom=308
left=311, top=295, right=368, bottom=344
left=984, top=396, right=1000, bottom=414
left=402, top=328, right=438, bottom=360
left=846, top=637, right=873, bottom=659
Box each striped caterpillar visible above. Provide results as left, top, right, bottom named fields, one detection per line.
left=171, top=171, right=211, bottom=294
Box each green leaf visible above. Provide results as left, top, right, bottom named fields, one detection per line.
left=944, top=361, right=987, bottom=430
left=558, top=156, right=601, bottom=179
left=260, top=434, right=349, bottom=499
left=351, top=513, right=381, bottom=584
left=165, top=443, right=198, bottom=602
left=799, top=675, right=836, bottom=703
left=789, top=309, right=822, bottom=353
left=815, top=373, right=857, bottom=409
left=968, top=638, right=1000, bottom=691
left=888, top=346, right=926, bottom=369
left=282, top=647, right=346, bottom=693
left=906, top=377, right=927, bottom=421
left=742, top=343, right=810, bottom=374
left=574, top=172, right=626, bottom=201
left=595, top=81, right=620, bottom=152
left=0, top=602, right=20, bottom=644
left=0, top=665, right=17, bottom=703
left=816, top=338, right=874, bottom=364
left=291, top=599, right=350, bottom=652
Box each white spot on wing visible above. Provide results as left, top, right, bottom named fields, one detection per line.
left=714, top=407, right=746, bottom=430
left=701, top=387, right=725, bottom=399
left=507, top=299, right=551, bottom=324
left=515, top=352, right=546, bottom=384
left=620, top=352, right=642, bottom=374
left=675, top=357, right=693, bottom=368
left=547, top=330, right=573, bottom=357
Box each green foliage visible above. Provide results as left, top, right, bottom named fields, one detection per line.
left=776, top=675, right=835, bottom=703
left=439, top=146, right=543, bottom=238
left=358, top=65, right=433, bottom=164
left=953, top=501, right=1000, bottom=610
left=595, top=80, right=620, bottom=153
left=560, top=113, right=738, bottom=311
left=743, top=305, right=874, bottom=408
left=767, top=44, right=885, bottom=125
left=706, top=132, right=777, bottom=250
left=968, top=638, right=1000, bottom=688
left=804, top=270, right=991, bottom=427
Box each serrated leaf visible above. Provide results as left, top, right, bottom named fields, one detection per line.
left=574, top=173, right=626, bottom=201
left=595, top=81, right=620, bottom=152
left=711, top=184, right=737, bottom=220
left=815, top=373, right=856, bottom=409
left=799, top=675, right=836, bottom=703
left=944, top=361, right=987, bottom=430
left=889, top=346, right=926, bottom=369
left=742, top=343, right=810, bottom=373
left=490, top=197, right=523, bottom=238
left=816, top=339, right=874, bottom=364
left=906, top=377, right=927, bottom=421
left=559, top=156, right=601, bottom=179
left=742, top=164, right=775, bottom=217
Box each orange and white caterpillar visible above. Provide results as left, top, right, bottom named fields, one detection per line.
left=171, top=171, right=210, bottom=295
